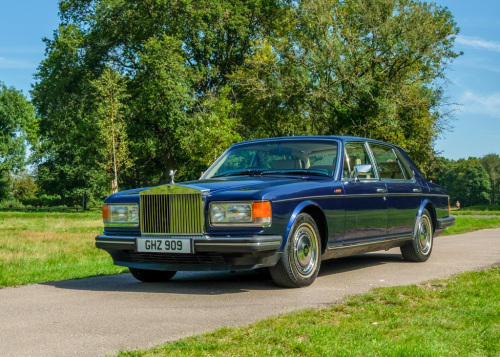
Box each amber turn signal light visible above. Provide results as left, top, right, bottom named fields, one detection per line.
left=252, top=201, right=271, bottom=218
left=102, top=204, right=109, bottom=220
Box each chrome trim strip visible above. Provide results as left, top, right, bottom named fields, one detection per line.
left=327, top=236, right=410, bottom=250
left=196, top=242, right=279, bottom=248
left=96, top=239, right=135, bottom=245
left=275, top=193, right=448, bottom=203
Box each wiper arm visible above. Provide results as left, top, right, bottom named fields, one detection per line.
left=212, top=169, right=264, bottom=178
left=262, top=169, right=330, bottom=177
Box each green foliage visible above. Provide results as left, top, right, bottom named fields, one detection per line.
left=479, top=154, right=500, bottom=204
left=231, top=0, right=460, bottom=174
left=91, top=66, right=130, bottom=192
left=32, top=0, right=461, bottom=197
left=0, top=83, right=37, bottom=200
left=438, top=157, right=491, bottom=207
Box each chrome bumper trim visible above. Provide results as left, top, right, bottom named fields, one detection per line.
left=95, top=234, right=282, bottom=253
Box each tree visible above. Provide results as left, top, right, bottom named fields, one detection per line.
left=231, top=0, right=461, bottom=174
left=480, top=154, right=500, bottom=204
left=31, top=24, right=109, bottom=204
left=438, top=158, right=491, bottom=207
left=32, top=0, right=461, bottom=199
left=91, top=67, right=130, bottom=193
left=0, top=82, right=36, bottom=200
left=33, top=0, right=283, bottom=195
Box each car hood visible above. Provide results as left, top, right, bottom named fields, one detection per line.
left=105, top=175, right=332, bottom=203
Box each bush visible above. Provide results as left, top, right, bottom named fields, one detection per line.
left=0, top=199, right=25, bottom=209
left=20, top=195, right=62, bottom=207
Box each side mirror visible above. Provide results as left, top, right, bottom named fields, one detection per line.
left=353, top=164, right=372, bottom=181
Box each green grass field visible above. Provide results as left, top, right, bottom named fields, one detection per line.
left=0, top=211, right=126, bottom=288
left=0, top=209, right=499, bottom=288
left=117, top=266, right=500, bottom=356
left=451, top=204, right=500, bottom=216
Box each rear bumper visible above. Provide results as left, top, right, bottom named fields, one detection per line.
left=95, top=234, right=283, bottom=271
left=435, top=215, right=456, bottom=237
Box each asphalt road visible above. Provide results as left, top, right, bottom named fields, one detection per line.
left=1, top=228, right=499, bottom=357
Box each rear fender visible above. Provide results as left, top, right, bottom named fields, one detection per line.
left=414, top=199, right=436, bottom=236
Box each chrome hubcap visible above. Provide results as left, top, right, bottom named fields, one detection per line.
left=418, top=216, right=432, bottom=254
left=293, top=223, right=318, bottom=277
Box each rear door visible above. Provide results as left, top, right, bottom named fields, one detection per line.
left=368, top=143, right=422, bottom=238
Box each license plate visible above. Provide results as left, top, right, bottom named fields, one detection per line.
left=137, top=238, right=192, bottom=254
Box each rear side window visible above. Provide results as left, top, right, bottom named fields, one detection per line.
left=369, top=144, right=412, bottom=180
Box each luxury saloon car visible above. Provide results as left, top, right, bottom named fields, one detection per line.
left=96, top=136, right=455, bottom=287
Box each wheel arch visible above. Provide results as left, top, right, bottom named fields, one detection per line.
left=417, top=199, right=437, bottom=233
left=284, top=201, right=328, bottom=254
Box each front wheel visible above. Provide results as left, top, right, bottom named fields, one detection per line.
left=270, top=213, right=321, bottom=288
left=129, top=268, right=177, bottom=282
left=401, top=208, right=433, bottom=262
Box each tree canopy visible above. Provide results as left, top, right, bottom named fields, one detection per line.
left=30, top=0, right=461, bottom=202
left=0, top=83, right=36, bottom=200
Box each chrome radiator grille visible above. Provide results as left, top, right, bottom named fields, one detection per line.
left=140, top=193, right=203, bottom=234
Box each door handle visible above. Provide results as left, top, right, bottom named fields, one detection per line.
left=377, top=188, right=387, bottom=193
left=413, top=188, right=422, bottom=193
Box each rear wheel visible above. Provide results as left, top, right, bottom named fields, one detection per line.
left=401, top=208, right=433, bottom=262
left=270, top=213, right=321, bottom=288
left=129, top=268, right=177, bottom=282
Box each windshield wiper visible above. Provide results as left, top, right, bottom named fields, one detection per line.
left=261, top=169, right=330, bottom=177
left=212, top=169, right=264, bottom=178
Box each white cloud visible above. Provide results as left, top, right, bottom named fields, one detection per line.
left=0, top=57, right=34, bottom=69
left=456, top=35, right=500, bottom=53
left=461, top=91, right=500, bottom=118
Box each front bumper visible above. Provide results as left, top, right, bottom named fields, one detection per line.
left=95, top=234, right=283, bottom=271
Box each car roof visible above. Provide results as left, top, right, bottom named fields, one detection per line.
left=231, top=136, right=402, bottom=149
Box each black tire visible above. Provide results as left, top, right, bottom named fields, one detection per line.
left=270, top=213, right=321, bottom=288
left=129, top=268, right=176, bottom=282
left=401, top=208, right=433, bottom=262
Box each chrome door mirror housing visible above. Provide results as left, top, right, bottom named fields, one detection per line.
left=354, top=164, right=373, bottom=181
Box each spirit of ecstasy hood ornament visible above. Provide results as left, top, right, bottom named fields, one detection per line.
left=169, top=169, right=177, bottom=184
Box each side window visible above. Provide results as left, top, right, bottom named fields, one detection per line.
left=369, top=144, right=408, bottom=180
left=394, top=150, right=414, bottom=179
left=343, top=142, right=377, bottom=179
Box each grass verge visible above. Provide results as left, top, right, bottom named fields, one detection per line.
left=117, top=266, right=500, bottom=356
left=443, top=216, right=500, bottom=236
left=451, top=204, right=500, bottom=216
left=0, top=211, right=126, bottom=288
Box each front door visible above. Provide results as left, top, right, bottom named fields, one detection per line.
left=342, top=141, right=388, bottom=242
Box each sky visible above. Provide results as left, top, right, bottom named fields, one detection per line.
left=0, top=0, right=498, bottom=161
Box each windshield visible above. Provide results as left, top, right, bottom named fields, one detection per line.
left=203, top=140, right=339, bottom=179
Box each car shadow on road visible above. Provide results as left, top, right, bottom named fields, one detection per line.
left=43, top=251, right=405, bottom=295
left=320, top=251, right=405, bottom=276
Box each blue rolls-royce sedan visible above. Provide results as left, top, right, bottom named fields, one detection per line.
left=96, top=136, right=455, bottom=287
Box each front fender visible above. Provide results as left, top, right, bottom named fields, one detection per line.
left=281, top=200, right=320, bottom=250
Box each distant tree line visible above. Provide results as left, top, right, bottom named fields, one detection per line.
left=1, top=0, right=472, bottom=207
left=432, top=155, right=500, bottom=207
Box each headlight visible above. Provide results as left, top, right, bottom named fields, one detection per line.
left=103, top=203, right=139, bottom=226
left=209, top=201, right=271, bottom=227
